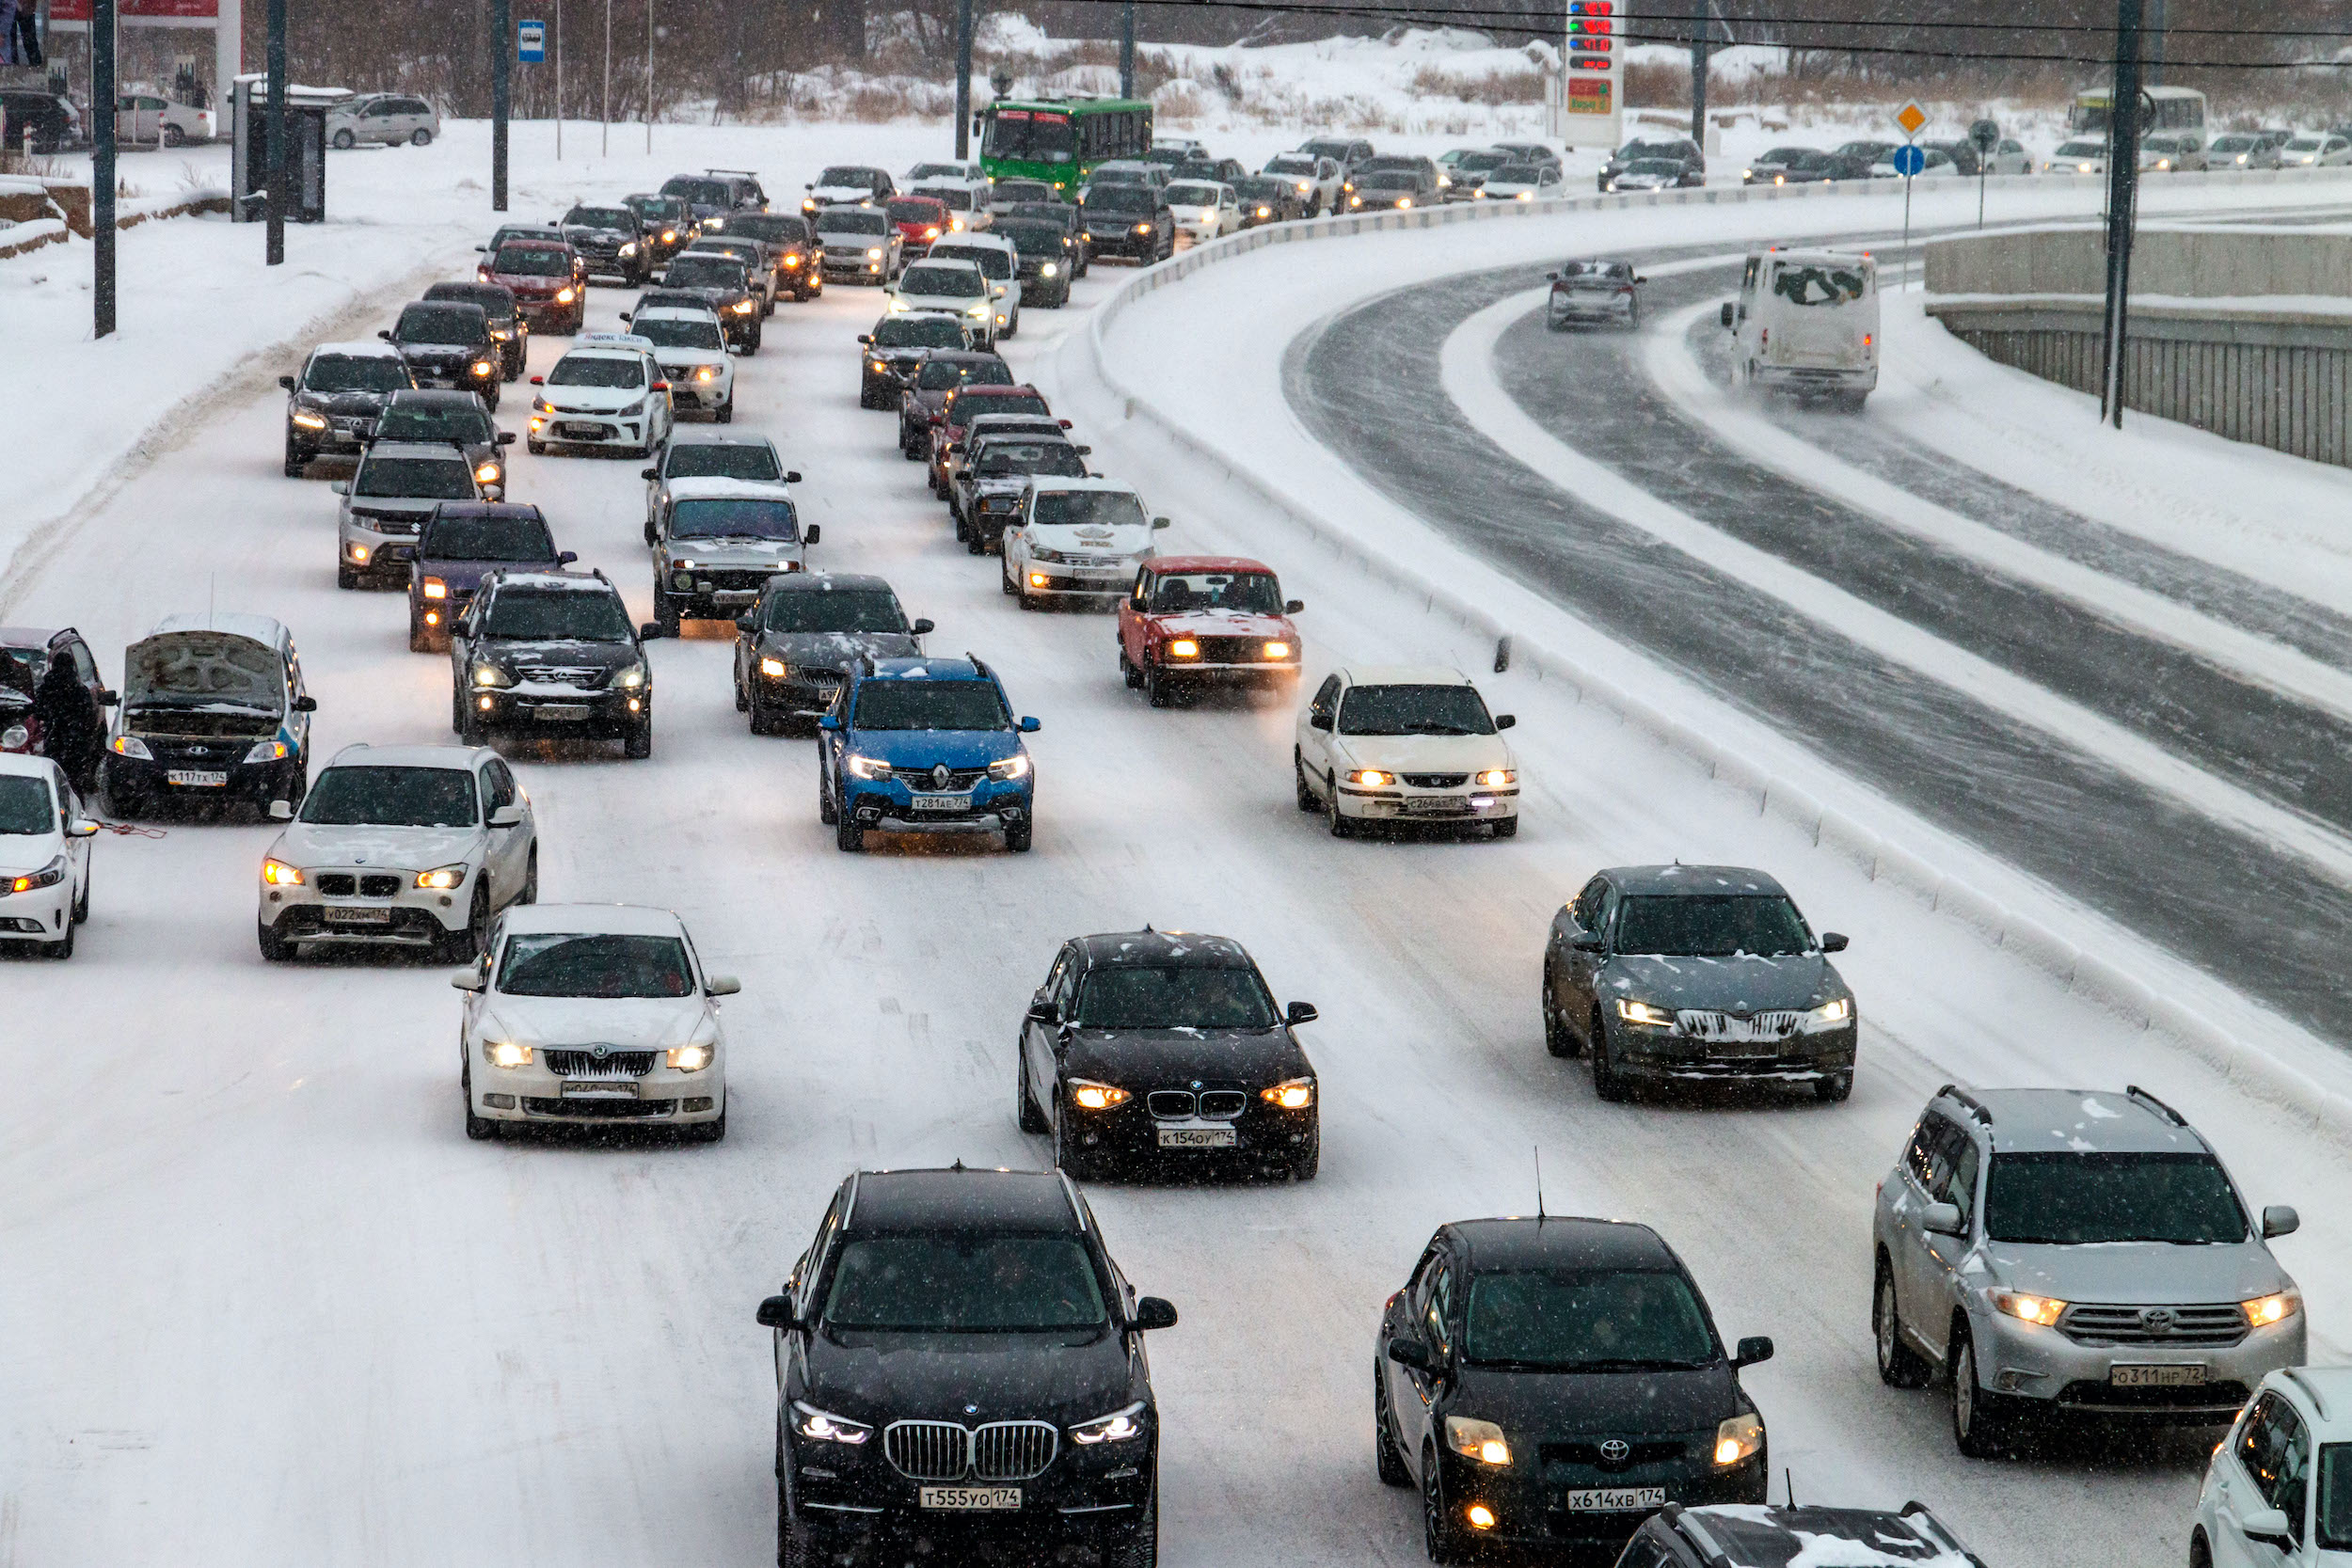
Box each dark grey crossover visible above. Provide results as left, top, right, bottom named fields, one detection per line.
left=733, top=573, right=931, bottom=735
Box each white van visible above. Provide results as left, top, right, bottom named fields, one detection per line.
left=1721, top=247, right=1879, bottom=407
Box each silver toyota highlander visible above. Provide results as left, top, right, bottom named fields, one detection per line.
left=1870, top=1084, right=2304, bottom=1456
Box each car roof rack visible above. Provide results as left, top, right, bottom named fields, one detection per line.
left=2125, top=1084, right=2189, bottom=1126
left=1934, top=1084, right=1994, bottom=1127
left=706, top=166, right=759, bottom=178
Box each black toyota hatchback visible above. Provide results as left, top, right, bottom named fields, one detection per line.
left=1375, top=1218, right=1772, bottom=1560
left=757, top=1167, right=1177, bottom=1568
left=1017, top=929, right=1320, bottom=1181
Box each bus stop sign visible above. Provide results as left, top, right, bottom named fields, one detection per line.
left=518, top=20, right=547, bottom=62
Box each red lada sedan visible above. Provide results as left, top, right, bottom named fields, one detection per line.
left=1118, top=556, right=1303, bottom=706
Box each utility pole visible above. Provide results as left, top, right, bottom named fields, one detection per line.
left=2144, top=0, right=2166, bottom=86
left=953, top=0, right=973, bottom=159
left=92, top=0, right=116, bottom=336
left=601, top=0, right=611, bottom=155
left=1120, top=0, right=1135, bottom=100
left=264, top=0, right=286, bottom=264
left=2099, top=0, right=2145, bottom=429
left=1688, top=0, right=1708, bottom=148
left=644, top=0, right=652, bottom=152
left=555, top=0, right=564, bottom=158
left=492, top=0, right=511, bottom=211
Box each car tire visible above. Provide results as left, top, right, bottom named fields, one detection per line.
left=1294, top=751, right=1318, bottom=812
left=411, top=129, right=434, bottom=147
left=337, top=564, right=360, bottom=591
left=1106, top=1484, right=1156, bottom=1568
left=965, top=531, right=985, bottom=556
left=1422, top=1446, right=1466, bottom=1565
left=1325, top=776, right=1352, bottom=838
left=750, top=690, right=784, bottom=736
left=1491, top=815, right=1518, bottom=839
left=1143, top=662, right=1168, bottom=706
left=463, top=1064, right=500, bottom=1140
left=1004, top=820, right=1033, bottom=853
left=527, top=438, right=547, bottom=455
left=1874, top=1257, right=1932, bottom=1387
left=835, top=812, right=864, bottom=852
left=1541, top=964, right=1580, bottom=1057
left=1815, top=1069, right=1854, bottom=1102
left=440, top=882, right=490, bottom=965
left=409, top=619, right=431, bottom=653
left=1017, top=1048, right=1050, bottom=1133
left=1374, top=1366, right=1412, bottom=1486
left=624, top=722, right=653, bottom=761
left=1590, top=1010, right=1629, bottom=1101
left=743, top=328, right=762, bottom=356
left=332, top=128, right=356, bottom=150
left=1051, top=1093, right=1091, bottom=1180
left=72, top=863, right=90, bottom=926
left=717, top=398, right=734, bottom=424
left=685, top=1103, right=728, bottom=1143
left=735, top=667, right=751, bottom=713
left=1950, top=1328, right=2014, bottom=1458
left=518, top=847, right=538, bottom=905
left=1121, top=648, right=1144, bottom=690
left=652, top=589, right=682, bottom=640
left=457, top=695, right=484, bottom=746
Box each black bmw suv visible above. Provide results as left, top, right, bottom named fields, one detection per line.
left=757, top=1167, right=1176, bottom=1568
left=450, top=569, right=656, bottom=758
left=1017, top=929, right=1320, bottom=1180
left=1376, top=1217, right=1772, bottom=1560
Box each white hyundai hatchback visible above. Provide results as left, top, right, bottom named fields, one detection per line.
left=454, top=903, right=736, bottom=1142
left=0, top=754, right=98, bottom=958
left=1294, top=665, right=1521, bottom=838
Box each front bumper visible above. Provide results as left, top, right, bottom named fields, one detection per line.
left=531, top=410, right=656, bottom=450
left=106, top=749, right=298, bottom=803
left=1334, top=781, right=1520, bottom=822
left=1088, top=231, right=1158, bottom=259
left=1057, top=1098, right=1316, bottom=1170
left=822, top=253, right=891, bottom=280
left=841, top=776, right=1031, bottom=833
left=1965, top=1302, right=2302, bottom=1419
left=787, top=1433, right=1154, bottom=1550
left=1151, top=657, right=1299, bottom=688
left=663, top=564, right=801, bottom=617
left=1608, top=1020, right=1856, bottom=1085
left=469, top=1054, right=723, bottom=1124
left=1016, top=563, right=1146, bottom=600
left=288, top=413, right=375, bottom=454
left=755, top=664, right=847, bottom=717
left=0, top=879, right=72, bottom=942
left=1438, top=1441, right=1765, bottom=1547
left=469, top=685, right=649, bottom=736
left=510, top=294, right=581, bottom=329
left=342, top=521, right=424, bottom=582
left=262, top=869, right=473, bottom=943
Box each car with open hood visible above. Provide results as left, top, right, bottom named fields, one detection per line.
left=818, top=656, right=1040, bottom=853
left=755, top=1167, right=1175, bottom=1566
left=407, top=503, right=575, bottom=652
left=857, top=314, right=974, bottom=409
left=803, top=163, right=894, bottom=214
left=1294, top=666, right=1519, bottom=839
left=1541, top=864, right=1855, bottom=1101
left=476, top=238, right=586, bottom=334
left=558, top=202, right=652, bottom=284
left=1016, top=929, right=1320, bottom=1180
left=450, top=570, right=655, bottom=758
left=422, top=281, right=529, bottom=379
left=734, top=572, right=931, bottom=736
left=1002, top=479, right=1165, bottom=610
left=279, top=341, right=414, bottom=476
left=898, top=351, right=1013, bottom=459
left=646, top=477, right=819, bottom=634
left=104, top=613, right=315, bottom=816
left=0, top=754, right=98, bottom=960
left=256, top=743, right=537, bottom=963
left=369, top=388, right=513, bottom=498
left=644, top=252, right=763, bottom=351
left=623, top=303, right=738, bottom=420
left=333, top=438, right=487, bottom=590
left=950, top=424, right=1089, bottom=551
left=455, top=902, right=734, bottom=1139
left=1376, top=1217, right=1772, bottom=1557
left=525, top=338, right=675, bottom=458
left=813, top=203, right=903, bottom=285
left=724, top=210, right=825, bottom=300
left=1116, top=556, right=1301, bottom=705
left=0, top=626, right=112, bottom=791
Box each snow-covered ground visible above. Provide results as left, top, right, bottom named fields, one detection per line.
left=8, top=120, right=2352, bottom=1568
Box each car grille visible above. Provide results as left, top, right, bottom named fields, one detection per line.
left=313, top=873, right=402, bottom=897
left=972, top=1421, right=1057, bottom=1481
left=1189, top=636, right=1270, bottom=662
left=885, top=1421, right=968, bottom=1481
left=541, top=1049, right=657, bottom=1079
left=513, top=664, right=606, bottom=689
left=521, top=1095, right=675, bottom=1118
left=1147, top=1088, right=1247, bottom=1119
left=2059, top=1304, right=2249, bottom=1348
left=351, top=512, right=423, bottom=534
left=1402, top=773, right=1468, bottom=788
left=1675, top=1008, right=1804, bottom=1042
left=890, top=766, right=988, bottom=791
left=883, top=1420, right=1058, bottom=1481
left=1541, top=1439, right=1689, bottom=1469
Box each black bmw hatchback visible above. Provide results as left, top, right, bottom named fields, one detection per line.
left=1016, top=929, right=1320, bottom=1180
left=757, top=1167, right=1177, bottom=1568
left=1375, top=1218, right=1772, bottom=1560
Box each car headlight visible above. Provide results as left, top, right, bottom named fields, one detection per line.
left=793, top=1402, right=871, bottom=1445
left=1475, top=768, right=1514, bottom=787
left=924, top=226, right=941, bottom=240
left=988, top=753, right=1030, bottom=782
left=416, top=863, right=469, bottom=891
left=619, top=241, right=638, bottom=256
left=470, top=359, right=496, bottom=378
left=759, top=657, right=788, bottom=679
left=667, top=1042, right=715, bottom=1072
left=706, top=216, right=726, bottom=230
left=866, top=246, right=883, bottom=260
left=966, top=301, right=989, bottom=317
left=1804, top=996, right=1851, bottom=1031
left=555, top=287, right=577, bottom=303
left=1445, top=1417, right=1510, bottom=1466
left=1261, top=1078, right=1313, bottom=1110
left=290, top=409, right=327, bottom=430
left=244, top=739, right=290, bottom=764
left=1166, top=638, right=1199, bottom=657
left=695, top=365, right=718, bottom=383
left=1257, top=206, right=1271, bottom=217
left=471, top=662, right=515, bottom=689
left=1713, top=1412, right=1763, bottom=1467
left=783, top=252, right=801, bottom=266
left=1991, top=1291, right=2067, bottom=1326
left=1263, top=641, right=1293, bottom=659
left=0, top=724, right=24, bottom=751
left=1343, top=768, right=1391, bottom=787
left=1615, top=998, right=1675, bottom=1028
left=845, top=753, right=891, bottom=781
left=1040, top=262, right=1058, bottom=277
left=1071, top=1403, right=1146, bottom=1445
left=474, top=461, right=502, bottom=484
left=733, top=298, right=755, bottom=313
left=1295, top=181, right=1311, bottom=193
left=614, top=662, right=648, bottom=689
left=1069, top=1079, right=1130, bottom=1110
left=1135, top=222, right=1152, bottom=233
left=662, top=229, right=678, bottom=243
left=484, top=1038, right=533, bottom=1069
left=110, top=735, right=153, bottom=760
left=532, top=397, right=552, bottom=414
left=261, top=857, right=305, bottom=886
left=2243, top=1291, right=2301, bottom=1328
left=346, top=542, right=372, bottom=563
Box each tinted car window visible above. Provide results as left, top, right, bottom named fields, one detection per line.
left=664, top=256, right=748, bottom=289
left=930, top=245, right=1011, bottom=279
left=660, top=177, right=730, bottom=204
left=732, top=214, right=812, bottom=242
left=499, top=932, right=693, bottom=996
left=1032, top=490, right=1142, bottom=529
left=823, top=1236, right=1106, bottom=1331
left=901, top=265, right=984, bottom=297
left=0, top=774, right=52, bottom=834
left=851, top=680, right=1010, bottom=731
left=873, top=316, right=965, bottom=348
left=1984, top=1152, right=2249, bottom=1245
left=670, top=498, right=798, bottom=541
left=421, top=514, right=556, bottom=561
left=1613, top=895, right=1812, bottom=958
left=976, top=443, right=1087, bottom=479
left=1073, top=966, right=1278, bottom=1028
left=666, top=444, right=782, bottom=482
left=547, top=356, right=645, bottom=388
left=299, top=766, right=478, bottom=827
left=1336, top=683, right=1493, bottom=736
left=917, top=359, right=1010, bottom=390
left=1087, top=187, right=1155, bottom=213
left=564, top=206, right=635, bottom=228
left=763, top=591, right=906, bottom=634
left=1149, top=571, right=1280, bottom=613
left=820, top=210, right=890, bottom=235
left=1463, top=1269, right=1716, bottom=1369
left=357, top=457, right=476, bottom=499
left=491, top=246, right=571, bottom=276
left=481, top=589, right=634, bottom=641
left=375, top=403, right=494, bottom=443
left=307, top=355, right=409, bottom=392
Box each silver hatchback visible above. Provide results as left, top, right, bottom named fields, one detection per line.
left=1871, top=1085, right=2304, bottom=1456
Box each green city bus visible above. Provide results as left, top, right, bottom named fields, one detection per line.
left=977, top=97, right=1154, bottom=195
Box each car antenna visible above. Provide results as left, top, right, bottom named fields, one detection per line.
left=951, top=1157, right=966, bottom=1171
left=1784, top=1466, right=1798, bottom=1508
left=1534, top=1146, right=1545, bottom=1224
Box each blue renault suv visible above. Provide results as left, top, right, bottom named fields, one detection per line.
left=818, top=657, right=1039, bottom=852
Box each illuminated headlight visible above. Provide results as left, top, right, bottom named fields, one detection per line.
left=695, top=365, right=717, bottom=383
left=733, top=299, right=755, bottom=313
left=1475, top=768, right=1514, bottom=787
left=1516, top=191, right=1532, bottom=200
left=1991, top=1291, right=2067, bottom=1326
left=667, top=1042, right=715, bottom=1072
left=1804, top=996, right=1851, bottom=1031
left=704, top=216, right=725, bottom=230
left=2079, top=163, right=2093, bottom=173
left=555, top=287, right=577, bottom=303
left=845, top=753, right=891, bottom=781
left=782, top=252, right=801, bottom=265
left=415, top=863, right=469, bottom=890
left=988, top=753, right=1030, bottom=781
left=1261, top=1078, right=1313, bottom=1110
left=924, top=226, right=941, bottom=240
left=1040, top=262, right=1058, bottom=277
left=1071, top=1403, right=1145, bottom=1445
left=290, top=409, right=327, bottom=430
left=1398, top=197, right=1412, bottom=208
left=1351, top=196, right=1363, bottom=207
left=474, top=462, right=501, bottom=484
left=1295, top=182, right=1310, bottom=193
left=1615, top=998, right=1674, bottom=1028
left=1134, top=222, right=1152, bottom=233
left=866, top=246, right=883, bottom=260
left=1713, top=1413, right=1763, bottom=1468
left=618, top=242, right=638, bottom=256
left=1166, top=638, right=1199, bottom=657
left=1068, top=1079, right=1129, bottom=1110
left=471, top=661, right=515, bottom=689
left=662, top=229, right=677, bottom=242
left=244, top=739, right=290, bottom=764
left=759, top=657, right=787, bottom=679
left=613, top=663, right=647, bottom=689
left=345, top=542, right=371, bottom=563
left=2244, top=1291, right=2301, bottom=1328
left=1262, top=641, right=1293, bottom=659
left=4, top=854, right=67, bottom=895
left=532, top=397, right=552, bottom=414
left=1344, top=768, right=1391, bottom=786
left=470, top=359, right=496, bottom=378
left=110, top=735, right=153, bottom=760
left=793, top=1402, right=870, bottom=1445
left=484, top=1039, right=533, bottom=1069
left=1257, top=206, right=1271, bottom=217
left=261, top=858, right=305, bottom=886
left=966, top=301, right=989, bottom=317
left=1445, top=1417, right=1510, bottom=1467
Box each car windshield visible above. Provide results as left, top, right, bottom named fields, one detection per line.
left=917, top=359, right=1007, bottom=390
left=1462, top=1269, right=1718, bottom=1370
left=666, top=443, right=782, bottom=482
left=984, top=112, right=1075, bottom=164
left=625, top=196, right=683, bottom=221
left=2058, top=140, right=2106, bottom=157
left=481, top=588, right=633, bottom=641
left=1303, top=141, right=1353, bottom=159
left=547, top=355, right=645, bottom=388
left=927, top=187, right=975, bottom=210
left=374, top=403, right=493, bottom=443
left=1626, top=160, right=1684, bottom=176
left=852, top=679, right=1010, bottom=731
left=994, top=182, right=1055, bottom=201
left=126, top=635, right=281, bottom=711
left=357, top=456, right=475, bottom=499
left=1771, top=261, right=1869, bottom=306
left=868, top=316, right=957, bottom=349
left=421, top=514, right=554, bottom=562
left=1613, top=894, right=1812, bottom=958
left=306, top=354, right=409, bottom=392
left=633, top=316, right=725, bottom=350
left=956, top=394, right=1049, bottom=426
left=1459, top=151, right=1514, bottom=171
left=820, top=209, right=889, bottom=235
left=564, top=206, right=634, bottom=229
left=1761, top=147, right=1810, bottom=163
left=393, top=306, right=485, bottom=343
left=664, top=256, right=746, bottom=288
left=977, top=442, right=1087, bottom=479
left=0, top=774, right=52, bottom=834
left=1092, top=166, right=1151, bottom=184
left=818, top=166, right=877, bottom=186
left=1336, top=683, right=1493, bottom=736
left=994, top=222, right=1063, bottom=251
left=497, top=931, right=693, bottom=997
left=1165, top=182, right=1220, bottom=205
left=2210, top=135, right=2255, bottom=150
left=930, top=245, right=1011, bottom=279
left=1265, top=156, right=1315, bottom=173
left=733, top=214, right=810, bottom=242
left=1032, top=490, right=1143, bottom=530
left=1087, top=186, right=1153, bottom=213
left=670, top=498, right=798, bottom=541
left=901, top=265, right=984, bottom=298
left=1149, top=571, right=1281, bottom=614
left=763, top=590, right=905, bottom=634
left=822, top=1235, right=1106, bottom=1332
left=1073, top=965, right=1278, bottom=1029
left=1984, top=1152, right=2250, bottom=1245
left=299, top=766, right=477, bottom=827
left=908, top=162, right=966, bottom=179
left=886, top=198, right=946, bottom=224
left=492, top=245, right=570, bottom=276
left=1490, top=165, right=1543, bottom=182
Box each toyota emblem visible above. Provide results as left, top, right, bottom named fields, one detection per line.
left=1599, top=1439, right=1630, bottom=1464
left=932, top=763, right=950, bottom=790
left=2140, top=1308, right=2175, bottom=1336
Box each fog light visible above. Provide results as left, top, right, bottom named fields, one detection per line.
left=1466, top=1505, right=1496, bottom=1531
left=681, top=1096, right=715, bottom=1112
left=1029, top=572, right=1049, bottom=587
left=346, top=543, right=371, bottom=563
left=483, top=1093, right=516, bottom=1109
left=424, top=610, right=439, bottom=626
left=477, top=695, right=494, bottom=711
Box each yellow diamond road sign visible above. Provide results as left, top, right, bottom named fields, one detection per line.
left=1896, top=102, right=1928, bottom=137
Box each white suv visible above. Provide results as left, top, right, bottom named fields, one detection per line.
left=926, top=234, right=1022, bottom=339
left=884, top=259, right=998, bottom=346
left=1293, top=666, right=1521, bottom=838
left=626, top=304, right=738, bottom=422
left=453, top=903, right=736, bottom=1142
left=0, top=753, right=98, bottom=959
left=2192, top=1367, right=2351, bottom=1567
left=257, top=744, right=538, bottom=963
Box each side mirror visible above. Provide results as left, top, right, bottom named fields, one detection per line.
left=1075, top=445, right=1093, bottom=455
left=1570, top=932, right=1605, bottom=953
left=1385, top=1336, right=1434, bottom=1371
left=2241, top=1508, right=2293, bottom=1550
left=1820, top=932, right=1850, bottom=953
left=1734, top=1336, right=1775, bottom=1369
left=641, top=467, right=659, bottom=480
left=450, top=972, right=485, bottom=991
left=487, top=803, right=523, bottom=827
left=266, top=800, right=294, bottom=821
left=786, top=471, right=803, bottom=483
left=530, top=374, right=546, bottom=386
left=1494, top=714, right=1516, bottom=730
left=1720, top=301, right=1737, bottom=331
left=557, top=551, right=579, bottom=565
left=652, top=381, right=671, bottom=394
left=376, top=329, right=392, bottom=341
left=1547, top=270, right=1560, bottom=280
left=1636, top=275, right=1649, bottom=285
left=639, top=623, right=666, bottom=640
left=1284, top=599, right=1306, bottom=614
left=707, top=975, right=742, bottom=996
left=474, top=244, right=487, bottom=252
left=1309, top=712, right=1334, bottom=733
left=68, top=816, right=102, bottom=837
left=618, top=310, right=633, bottom=323
left=1284, top=1001, right=1319, bottom=1026
left=1129, top=1296, right=1179, bottom=1332
left=1920, top=1201, right=1965, bottom=1238
left=755, top=1294, right=800, bottom=1329
left=497, top=431, right=516, bottom=445
left=1152, top=516, right=1171, bottom=531
left=803, top=524, right=821, bottom=546
left=818, top=714, right=841, bottom=732
left=856, top=334, right=873, bottom=344
left=293, top=695, right=318, bottom=713
left=912, top=618, right=935, bottom=635
left=2264, top=1204, right=2301, bottom=1239
left=97, top=689, right=119, bottom=706
left=735, top=615, right=755, bottom=634
left=329, top=481, right=349, bottom=495
left=278, top=374, right=296, bottom=389
left=1025, top=999, right=1060, bottom=1025
left=1019, top=716, right=1041, bottom=733
left=644, top=522, right=659, bottom=546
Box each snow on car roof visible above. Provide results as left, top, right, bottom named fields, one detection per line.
left=489, top=571, right=617, bottom=593
left=867, top=657, right=984, bottom=682
left=1605, top=863, right=1789, bottom=897
left=930, top=232, right=1016, bottom=254
left=1024, top=476, right=1135, bottom=495
left=1964, top=1088, right=2211, bottom=1155
left=368, top=440, right=475, bottom=461
left=1340, top=663, right=1470, bottom=687
left=150, top=611, right=289, bottom=646
left=632, top=303, right=723, bottom=322
left=325, top=742, right=484, bottom=771
left=663, top=475, right=795, bottom=499
left=314, top=340, right=405, bottom=359
left=0, top=752, right=58, bottom=781
left=499, top=902, right=686, bottom=938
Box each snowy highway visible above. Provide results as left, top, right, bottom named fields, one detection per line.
left=8, top=153, right=2352, bottom=1568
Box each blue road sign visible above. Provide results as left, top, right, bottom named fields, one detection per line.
left=1891, top=143, right=1926, bottom=178
left=518, top=20, right=547, bottom=62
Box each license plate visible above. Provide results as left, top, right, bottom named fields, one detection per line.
left=560, top=422, right=608, bottom=439
left=561, top=1081, right=639, bottom=1099
left=323, top=906, right=392, bottom=925
left=909, top=794, right=972, bottom=813
left=1402, top=797, right=1464, bottom=815
left=1566, top=1486, right=1665, bottom=1513
left=533, top=704, right=590, bottom=721
left=166, top=769, right=228, bottom=787
left=1157, top=1128, right=1237, bottom=1148
left=713, top=591, right=759, bottom=607
left=2111, top=1363, right=2207, bottom=1387
left=919, top=1486, right=1020, bottom=1511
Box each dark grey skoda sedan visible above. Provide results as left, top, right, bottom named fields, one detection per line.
left=1539, top=865, right=1855, bottom=1102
